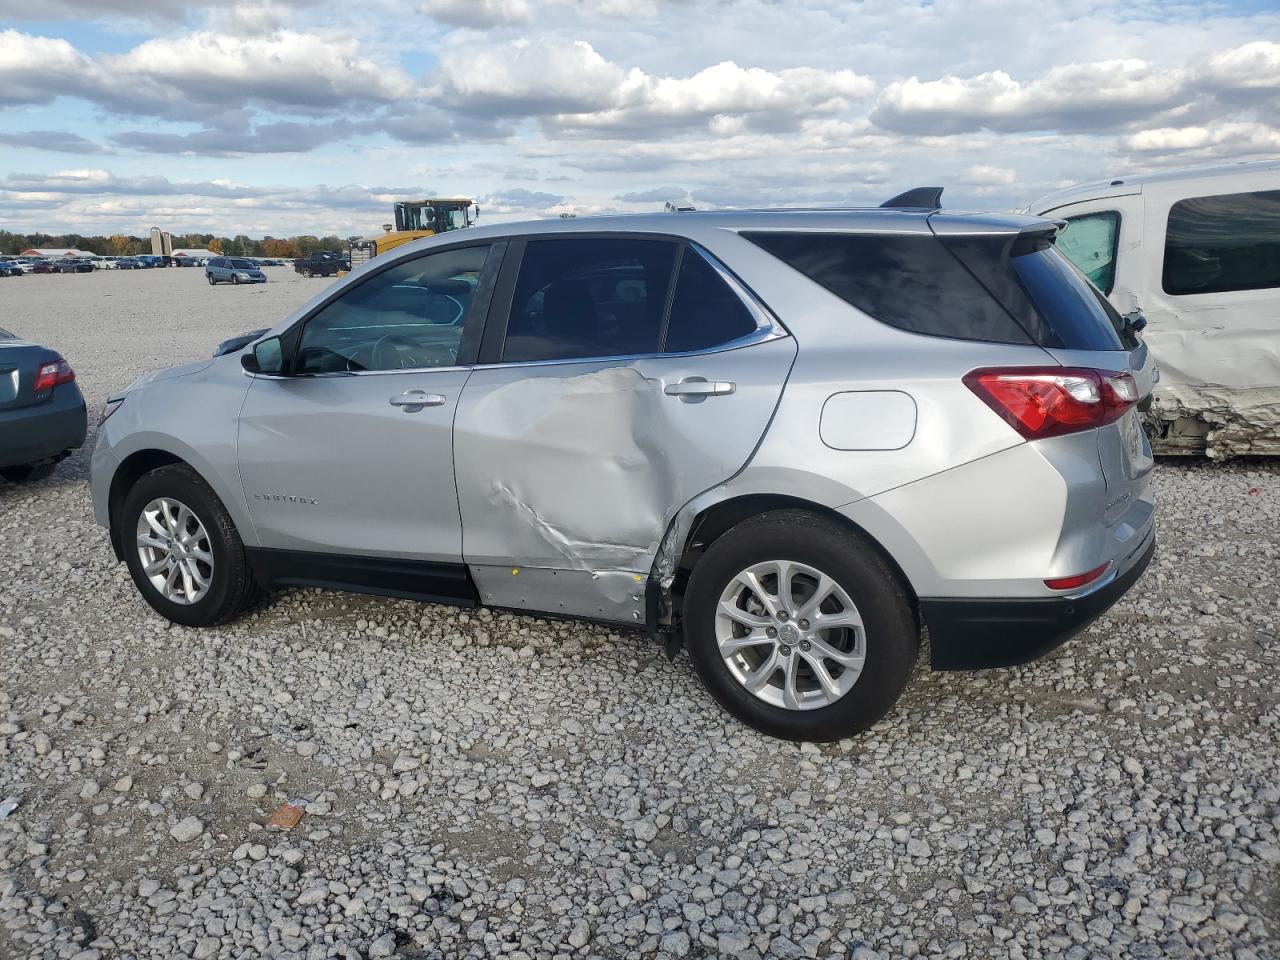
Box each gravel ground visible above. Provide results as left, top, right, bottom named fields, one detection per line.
left=1, top=267, right=1277, bottom=960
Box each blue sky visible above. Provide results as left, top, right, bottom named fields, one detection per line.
left=1, top=0, right=1278, bottom=237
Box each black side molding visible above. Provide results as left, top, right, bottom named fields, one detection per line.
left=880, top=186, right=944, bottom=210
left=922, top=534, right=1155, bottom=670
left=245, top=548, right=479, bottom=607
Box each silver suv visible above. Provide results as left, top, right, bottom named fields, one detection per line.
left=91, top=197, right=1156, bottom=740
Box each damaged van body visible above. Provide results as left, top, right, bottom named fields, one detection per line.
left=91, top=202, right=1155, bottom=740
left=1028, top=159, right=1280, bottom=457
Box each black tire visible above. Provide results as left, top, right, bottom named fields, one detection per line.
left=232, top=274, right=240, bottom=285
left=207, top=274, right=216, bottom=285
left=1, top=462, right=56, bottom=483
left=302, top=268, right=312, bottom=278
left=683, top=509, right=918, bottom=741
left=118, top=464, right=255, bottom=627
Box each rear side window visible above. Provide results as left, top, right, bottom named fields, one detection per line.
left=1057, top=212, right=1120, bottom=294
left=1163, top=189, right=1280, bottom=295
left=663, top=248, right=758, bottom=352
left=503, top=238, right=677, bottom=362
left=743, top=232, right=1033, bottom=344
left=1010, top=248, right=1123, bottom=351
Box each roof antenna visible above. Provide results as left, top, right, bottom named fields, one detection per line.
left=880, top=187, right=943, bottom=210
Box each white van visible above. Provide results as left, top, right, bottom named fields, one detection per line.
left=1027, top=160, right=1280, bottom=457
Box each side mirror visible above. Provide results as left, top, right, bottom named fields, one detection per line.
left=1122, top=310, right=1148, bottom=334
left=242, top=336, right=284, bottom=375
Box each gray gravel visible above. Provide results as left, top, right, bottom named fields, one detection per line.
left=1, top=267, right=1277, bottom=959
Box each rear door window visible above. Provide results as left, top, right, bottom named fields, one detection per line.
left=502, top=238, right=677, bottom=362
left=1057, top=212, right=1120, bottom=294
left=1163, top=189, right=1280, bottom=295
left=663, top=248, right=759, bottom=352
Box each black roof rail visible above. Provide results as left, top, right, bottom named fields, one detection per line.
left=880, top=186, right=943, bottom=210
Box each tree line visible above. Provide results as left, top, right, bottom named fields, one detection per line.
left=0, top=231, right=348, bottom=258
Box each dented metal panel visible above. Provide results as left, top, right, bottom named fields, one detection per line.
left=471, top=565, right=648, bottom=623
left=452, top=340, right=796, bottom=621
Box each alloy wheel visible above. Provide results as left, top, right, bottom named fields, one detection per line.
left=135, top=497, right=215, bottom=604
left=714, top=559, right=866, bottom=711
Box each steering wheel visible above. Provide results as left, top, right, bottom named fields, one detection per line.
left=371, top=334, right=426, bottom=370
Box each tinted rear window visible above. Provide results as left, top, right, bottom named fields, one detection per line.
left=743, top=232, right=1032, bottom=344
left=1010, top=248, right=1123, bottom=351
left=1163, top=189, right=1280, bottom=295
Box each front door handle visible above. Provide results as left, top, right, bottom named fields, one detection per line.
left=389, top=390, right=446, bottom=410
left=664, top=377, right=736, bottom=402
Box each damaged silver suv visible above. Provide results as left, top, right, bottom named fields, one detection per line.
left=91, top=191, right=1156, bottom=740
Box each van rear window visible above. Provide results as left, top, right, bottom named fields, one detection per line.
left=742, top=232, right=1033, bottom=344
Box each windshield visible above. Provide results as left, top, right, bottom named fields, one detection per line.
left=230, top=259, right=257, bottom=269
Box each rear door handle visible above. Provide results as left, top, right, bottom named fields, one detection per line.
left=664, top=377, right=736, bottom=400
left=389, top=390, right=446, bottom=410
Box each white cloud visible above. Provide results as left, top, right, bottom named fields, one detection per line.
left=431, top=38, right=625, bottom=114
left=0, top=30, right=101, bottom=106
left=419, top=0, right=532, bottom=28
left=871, top=59, right=1188, bottom=134
left=1123, top=122, right=1280, bottom=159
left=430, top=39, right=873, bottom=137
left=107, top=30, right=415, bottom=111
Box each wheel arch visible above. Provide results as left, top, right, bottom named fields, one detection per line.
left=107, top=449, right=187, bottom=559
left=670, top=493, right=920, bottom=618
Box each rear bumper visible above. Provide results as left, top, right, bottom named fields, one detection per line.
left=0, top=385, right=87, bottom=467
left=922, top=528, right=1155, bottom=670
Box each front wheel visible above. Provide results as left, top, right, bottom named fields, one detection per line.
left=232, top=274, right=240, bottom=285
left=207, top=274, right=216, bottom=285
left=683, top=509, right=918, bottom=741
left=119, top=464, right=256, bottom=627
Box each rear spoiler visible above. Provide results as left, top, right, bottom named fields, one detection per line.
left=881, top=186, right=943, bottom=210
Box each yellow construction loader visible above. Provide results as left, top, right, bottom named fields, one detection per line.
left=348, top=198, right=477, bottom=267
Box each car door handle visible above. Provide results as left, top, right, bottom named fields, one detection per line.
left=664, top=377, right=736, bottom=400
left=389, top=390, right=446, bottom=409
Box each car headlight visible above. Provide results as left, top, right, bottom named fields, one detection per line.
left=99, top=396, right=125, bottom=426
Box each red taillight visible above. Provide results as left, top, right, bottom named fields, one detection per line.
left=963, top=366, right=1137, bottom=440
left=1045, top=562, right=1110, bottom=591
left=33, top=358, right=75, bottom=393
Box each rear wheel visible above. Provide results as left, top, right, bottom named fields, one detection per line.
left=119, top=464, right=255, bottom=627
left=683, top=509, right=918, bottom=740
left=301, top=268, right=312, bottom=278
left=1, top=462, right=57, bottom=483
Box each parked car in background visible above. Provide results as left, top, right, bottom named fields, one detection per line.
left=0, top=326, right=87, bottom=483
left=93, top=257, right=116, bottom=270
left=92, top=200, right=1156, bottom=740
left=0, top=261, right=22, bottom=278
left=11, top=258, right=39, bottom=273
left=293, top=251, right=348, bottom=277
left=30, top=260, right=57, bottom=274
left=1027, top=159, right=1280, bottom=457
left=205, top=257, right=267, bottom=285
left=116, top=257, right=143, bottom=270
left=56, top=259, right=94, bottom=274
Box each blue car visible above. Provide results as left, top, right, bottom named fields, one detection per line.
left=0, top=262, right=22, bottom=277
left=205, top=257, right=267, bottom=285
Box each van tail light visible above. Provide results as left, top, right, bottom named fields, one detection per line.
left=33, top=358, right=75, bottom=393
left=1045, top=561, right=1110, bottom=591
left=963, top=367, right=1137, bottom=440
